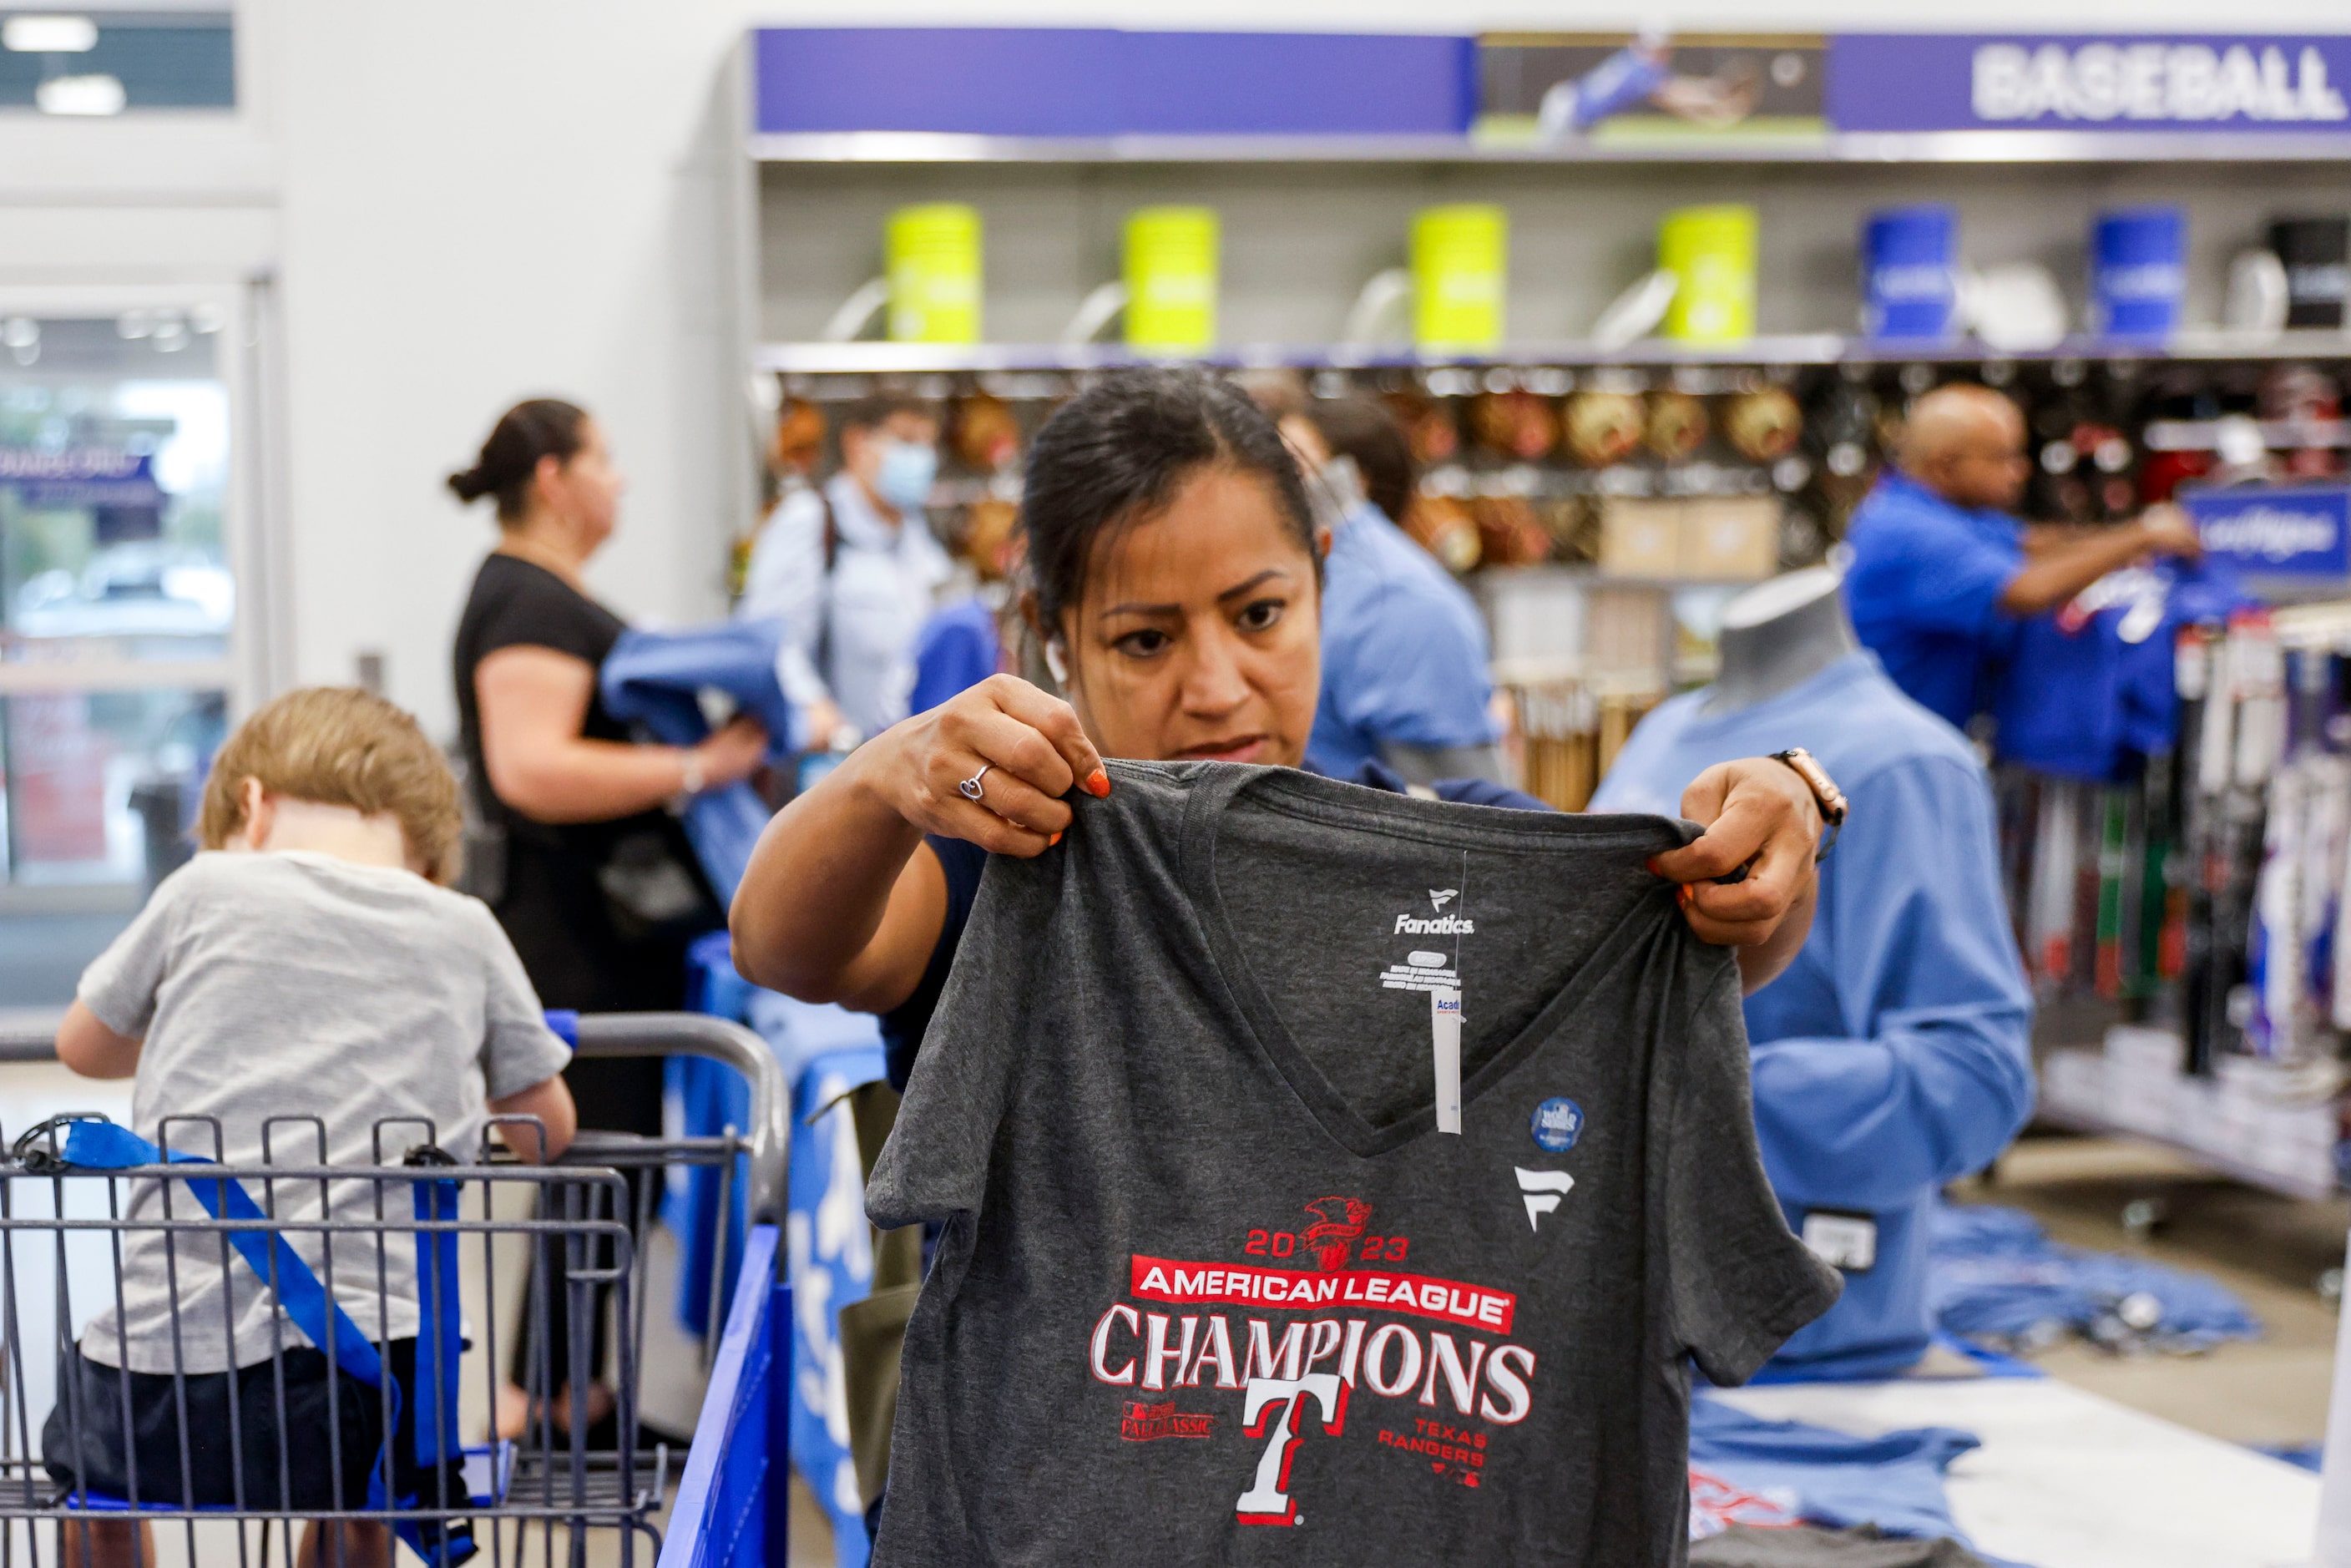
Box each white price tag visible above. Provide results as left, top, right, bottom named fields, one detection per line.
left=1432, top=985, right=1463, bottom=1135
left=1800, top=1210, right=1878, bottom=1273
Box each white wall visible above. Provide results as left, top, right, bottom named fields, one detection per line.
left=10, top=0, right=2344, bottom=736
left=270, top=1, right=765, bottom=736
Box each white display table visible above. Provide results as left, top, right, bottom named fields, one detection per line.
left=1714, top=1377, right=2318, bottom=1568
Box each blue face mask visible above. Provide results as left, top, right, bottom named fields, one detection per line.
left=875, top=440, right=938, bottom=514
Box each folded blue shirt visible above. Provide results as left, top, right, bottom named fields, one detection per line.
left=600, top=619, right=796, bottom=902
left=1690, top=1396, right=1981, bottom=1546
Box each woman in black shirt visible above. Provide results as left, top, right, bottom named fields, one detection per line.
left=448, top=398, right=766, bottom=1434
left=451, top=400, right=766, bottom=1028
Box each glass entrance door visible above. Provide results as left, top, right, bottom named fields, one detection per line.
left=0, top=288, right=266, bottom=1006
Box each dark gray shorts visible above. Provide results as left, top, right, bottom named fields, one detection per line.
left=42, top=1338, right=454, bottom=1513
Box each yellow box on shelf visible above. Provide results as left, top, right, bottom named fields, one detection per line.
left=1124, top=206, right=1220, bottom=352
left=886, top=203, right=982, bottom=345
left=1412, top=204, right=1507, bottom=354
left=1659, top=205, right=1757, bottom=346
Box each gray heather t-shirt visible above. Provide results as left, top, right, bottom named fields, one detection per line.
left=74, top=850, right=572, bottom=1373
left=867, top=761, right=1839, bottom=1566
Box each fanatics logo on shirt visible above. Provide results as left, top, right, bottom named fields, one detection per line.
left=1395, top=880, right=1473, bottom=934
left=1514, top=1168, right=1575, bottom=1232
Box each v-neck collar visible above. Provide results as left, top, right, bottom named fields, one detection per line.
left=1172, top=763, right=1687, bottom=1160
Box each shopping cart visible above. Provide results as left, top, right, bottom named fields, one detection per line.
left=0, top=1010, right=786, bottom=1568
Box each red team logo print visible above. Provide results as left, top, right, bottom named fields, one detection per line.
left=1093, top=1191, right=1540, bottom=1530
left=1300, top=1196, right=1373, bottom=1272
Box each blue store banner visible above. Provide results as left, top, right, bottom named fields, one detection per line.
left=753, top=28, right=1475, bottom=140
left=752, top=28, right=2351, bottom=148
left=2185, top=485, right=2351, bottom=579
left=1828, top=34, right=2351, bottom=134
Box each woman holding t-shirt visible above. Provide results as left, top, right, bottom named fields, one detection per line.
left=731, top=368, right=1833, bottom=1093
left=448, top=397, right=766, bottom=1437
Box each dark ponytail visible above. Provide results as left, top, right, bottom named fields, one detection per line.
left=447, top=398, right=588, bottom=524
left=1019, top=367, right=1314, bottom=634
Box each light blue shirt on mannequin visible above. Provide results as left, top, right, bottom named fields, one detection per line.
left=1590, top=650, right=2034, bottom=1378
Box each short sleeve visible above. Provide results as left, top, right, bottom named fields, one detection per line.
left=1884, top=514, right=2021, bottom=636
left=867, top=849, right=1025, bottom=1230
left=473, top=565, right=614, bottom=668
left=472, top=903, right=574, bottom=1099
left=1324, top=583, right=1499, bottom=751
left=1666, top=948, right=1843, bottom=1385
left=77, top=862, right=195, bottom=1037
left=877, top=835, right=988, bottom=1091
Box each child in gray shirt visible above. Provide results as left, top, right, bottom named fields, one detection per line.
left=45, top=686, right=576, bottom=1568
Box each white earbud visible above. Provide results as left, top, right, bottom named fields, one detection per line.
left=1044, top=640, right=1069, bottom=686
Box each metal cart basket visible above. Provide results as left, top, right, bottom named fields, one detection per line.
left=0, top=1011, right=786, bottom=1568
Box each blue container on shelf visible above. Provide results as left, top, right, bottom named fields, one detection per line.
left=2091, top=207, right=2187, bottom=341
left=1861, top=205, right=1959, bottom=341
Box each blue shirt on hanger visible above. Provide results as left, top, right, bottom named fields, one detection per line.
left=1842, top=471, right=2026, bottom=731
left=1590, top=650, right=2035, bottom=1379
left=1305, top=502, right=1501, bottom=779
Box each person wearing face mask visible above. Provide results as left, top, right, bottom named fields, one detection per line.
left=739, top=392, right=955, bottom=747
left=1291, top=397, right=1506, bottom=786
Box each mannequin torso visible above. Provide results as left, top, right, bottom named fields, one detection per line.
left=1702, top=566, right=1861, bottom=716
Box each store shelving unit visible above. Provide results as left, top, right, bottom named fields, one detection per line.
left=756, top=330, right=2351, bottom=379
left=744, top=28, right=2351, bottom=1201
left=749, top=129, right=2351, bottom=168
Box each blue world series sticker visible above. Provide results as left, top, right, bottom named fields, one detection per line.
left=1530, top=1097, right=1584, bottom=1153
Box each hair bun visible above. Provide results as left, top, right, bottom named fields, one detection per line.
left=453, top=398, right=589, bottom=521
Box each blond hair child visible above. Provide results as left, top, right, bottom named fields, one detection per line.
left=48, top=687, right=576, bottom=1568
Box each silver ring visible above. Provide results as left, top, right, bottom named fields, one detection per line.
left=957, top=763, right=992, bottom=802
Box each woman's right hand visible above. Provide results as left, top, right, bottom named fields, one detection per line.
left=693, top=714, right=770, bottom=790
left=859, top=674, right=1110, bottom=856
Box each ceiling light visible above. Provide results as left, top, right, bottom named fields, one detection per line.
left=3, top=15, right=99, bottom=53
left=36, top=73, right=124, bottom=115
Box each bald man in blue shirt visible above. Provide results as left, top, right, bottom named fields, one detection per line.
left=1843, top=384, right=2202, bottom=732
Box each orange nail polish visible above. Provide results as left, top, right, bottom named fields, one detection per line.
left=1084, top=768, right=1111, bottom=798
left=1646, top=857, right=1664, bottom=878
left=1049, top=831, right=1063, bottom=847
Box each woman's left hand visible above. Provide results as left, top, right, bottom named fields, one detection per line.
left=1649, top=757, right=1823, bottom=990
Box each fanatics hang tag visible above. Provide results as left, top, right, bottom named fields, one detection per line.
left=1800, top=1209, right=1878, bottom=1273
left=1432, top=986, right=1463, bottom=1135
